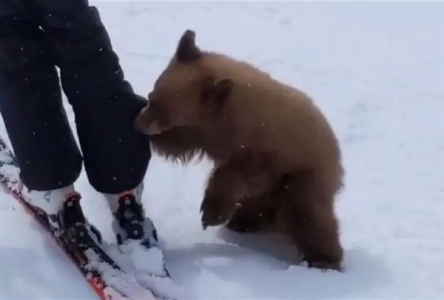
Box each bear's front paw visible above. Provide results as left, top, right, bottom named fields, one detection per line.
left=200, top=196, right=241, bottom=229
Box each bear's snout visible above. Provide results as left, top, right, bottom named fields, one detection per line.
left=134, top=104, right=169, bottom=136
left=134, top=105, right=159, bottom=135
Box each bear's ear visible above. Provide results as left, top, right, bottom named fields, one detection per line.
left=175, top=29, right=202, bottom=62
left=201, top=76, right=234, bottom=112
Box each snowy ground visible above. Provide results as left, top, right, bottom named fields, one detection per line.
left=1, top=1, right=443, bottom=299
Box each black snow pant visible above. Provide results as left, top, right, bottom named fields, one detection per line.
left=0, top=0, right=152, bottom=194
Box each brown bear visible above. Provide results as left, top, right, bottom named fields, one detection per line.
left=134, top=29, right=345, bottom=271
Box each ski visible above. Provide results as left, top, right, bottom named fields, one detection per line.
left=0, top=136, right=173, bottom=300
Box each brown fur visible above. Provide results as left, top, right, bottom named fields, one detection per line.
left=134, top=29, right=345, bottom=271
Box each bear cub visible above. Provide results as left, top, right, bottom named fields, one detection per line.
left=134, top=29, right=345, bottom=271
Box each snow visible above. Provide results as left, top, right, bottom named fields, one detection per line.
left=1, top=1, right=443, bottom=299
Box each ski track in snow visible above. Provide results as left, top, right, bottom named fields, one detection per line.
left=1, top=1, right=443, bottom=299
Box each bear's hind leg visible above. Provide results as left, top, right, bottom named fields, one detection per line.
left=279, top=172, right=343, bottom=271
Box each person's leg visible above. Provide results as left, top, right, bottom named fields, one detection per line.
left=32, top=0, right=154, bottom=246
left=33, top=0, right=151, bottom=195
left=0, top=1, right=96, bottom=248
left=0, top=0, right=82, bottom=192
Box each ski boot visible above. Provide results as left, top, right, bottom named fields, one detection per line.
left=104, top=183, right=180, bottom=299
left=103, top=182, right=169, bottom=277
left=20, top=184, right=103, bottom=252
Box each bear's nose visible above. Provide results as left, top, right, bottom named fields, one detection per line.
left=133, top=107, right=148, bottom=133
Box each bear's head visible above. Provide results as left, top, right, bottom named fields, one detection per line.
left=134, top=29, right=234, bottom=135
